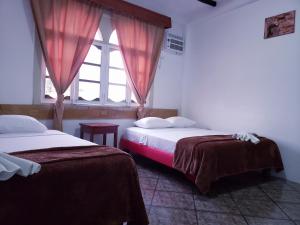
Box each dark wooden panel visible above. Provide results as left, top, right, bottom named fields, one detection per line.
left=90, top=0, right=172, bottom=28
left=0, top=104, right=177, bottom=120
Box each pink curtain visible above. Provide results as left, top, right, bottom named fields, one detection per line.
left=31, top=0, right=102, bottom=130
left=112, top=14, right=165, bottom=119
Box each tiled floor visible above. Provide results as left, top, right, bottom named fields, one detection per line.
left=133, top=155, right=300, bottom=225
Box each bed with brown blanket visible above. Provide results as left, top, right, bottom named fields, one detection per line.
left=0, top=133, right=148, bottom=225
left=173, top=135, right=283, bottom=193
left=121, top=127, right=284, bottom=193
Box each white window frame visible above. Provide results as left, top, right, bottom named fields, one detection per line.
left=74, top=40, right=104, bottom=106
left=106, top=43, right=132, bottom=106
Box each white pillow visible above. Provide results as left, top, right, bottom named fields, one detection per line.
left=166, top=116, right=196, bottom=128
left=0, top=115, right=47, bottom=134
left=134, top=117, right=171, bottom=129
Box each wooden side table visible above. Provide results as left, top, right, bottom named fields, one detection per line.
left=79, top=123, right=119, bottom=147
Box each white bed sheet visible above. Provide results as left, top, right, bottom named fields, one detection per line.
left=123, top=127, right=229, bottom=153
left=0, top=130, right=96, bottom=153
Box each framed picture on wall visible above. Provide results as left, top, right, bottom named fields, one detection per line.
left=264, top=10, right=296, bottom=39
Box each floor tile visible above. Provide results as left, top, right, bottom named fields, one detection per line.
left=259, top=180, right=295, bottom=191
left=245, top=216, right=295, bottom=225
left=137, top=166, right=161, bottom=179
left=145, top=205, right=151, bottom=214
left=194, top=195, right=240, bottom=214
left=231, top=187, right=269, bottom=201
left=134, top=156, right=300, bottom=225
left=266, top=189, right=300, bottom=203
left=156, top=176, right=193, bottom=193
left=236, top=199, right=287, bottom=219
left=140, top=177, right=158, bottom=190
left=278, top=203, right=300, bottom=220
left=197, top=211, right=247, bottom=225
left=287, top=181, right=300, bottom=193
left=141, top=189, right=155, bottom=206
left=149, top=206, right=197, bottom=225
left=152, top=191, right=195, bottom=210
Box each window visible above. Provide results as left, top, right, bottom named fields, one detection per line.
left=78, top=44, right=102, bottom=102
left=41, top=24, right=137, bottom=106
left=108, top=44, right=127, bottom=103
left=43, top=68, right=71, bottom=100
left=109, top=30, right=119, bottom=45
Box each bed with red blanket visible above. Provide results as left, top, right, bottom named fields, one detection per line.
left=0, top=131, right=148, bottom=225
left=120, top=127, right=284, bottom=193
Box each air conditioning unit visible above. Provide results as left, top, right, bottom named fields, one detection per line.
left=164, top=32, right=184, bottom=55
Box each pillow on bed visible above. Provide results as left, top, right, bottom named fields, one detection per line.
left=166, top=116, right=196, bottom=128
left=134, top=117, right=171, bottom=129
left=0, top=115, right=47, bottom=134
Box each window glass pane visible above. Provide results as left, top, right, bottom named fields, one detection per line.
left=78, top=81, right=100, bottom=101
left=45, top=77, right=70, bottom=100
left=79, top=64, right=100, bottom=81
left=108, top=85, right=126, bottom=103
left=94, top=29, right=103, bottom=41
left=131, top=92, right=137, bottom=104
left=45, top=67, right=49, bottom=76
left=84, top=45, right=101, bottom=65
left=109, top=30, right=119, bottom=45
left=45, top=78, right=56, bottom=99
left=109, top=49, right=124, bottom=69
left=109, top=68, right=126, bottom=85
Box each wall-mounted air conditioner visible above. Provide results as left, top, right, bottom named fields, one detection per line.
left=164, top=32, right=184, bottom=55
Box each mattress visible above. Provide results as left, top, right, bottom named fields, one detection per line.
left=123, top=127, right=228, bottom=153
left=0, top=130, right=96, bottom=153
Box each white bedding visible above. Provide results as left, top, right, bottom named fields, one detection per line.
left=123, top=127, right=229, bottom=153
left=0, top=130, right=96, bottom=153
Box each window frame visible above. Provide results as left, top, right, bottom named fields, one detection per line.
left=74, top=40, right=104, bottom=105
left=106, top=43, right=132, bottom=106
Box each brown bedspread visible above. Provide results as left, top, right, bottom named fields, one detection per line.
left=173, top=135, right=284, bottom=193
left=0, top=146, right=148, bottom=225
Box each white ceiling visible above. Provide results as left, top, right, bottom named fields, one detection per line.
left=124, top=0, right=259, bottom=24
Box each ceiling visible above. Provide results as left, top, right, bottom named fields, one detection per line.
left=124, top=0, right=259, bottom=24
left=124, top=0, right=220, bottom=24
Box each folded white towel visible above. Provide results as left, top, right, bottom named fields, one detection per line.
left=232, top=132, right=260, bottom=144
left=0, top=152, right=41, bottom=181
left=0, top=157, right=20, bottom=181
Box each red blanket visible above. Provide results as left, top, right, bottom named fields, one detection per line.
left=0, top=146, right=148, bottom=225
left=173, top=135, right=283, bottom=193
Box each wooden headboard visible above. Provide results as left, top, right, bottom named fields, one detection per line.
left=0, top=104, right=177, bottom=120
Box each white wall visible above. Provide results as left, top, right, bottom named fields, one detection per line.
left=0, top=0, right=185, bottom=144
left=152, top=22, right=185, bottom=110
left=182, top=0, right=300, bottom=183
left=0, top=0, right=35, bottom=104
